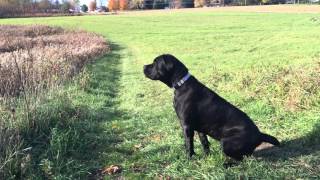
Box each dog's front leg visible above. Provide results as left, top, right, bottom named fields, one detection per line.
left=198, top=132, right=210, bottom=155
left=182, top=125, right=195, bottom=159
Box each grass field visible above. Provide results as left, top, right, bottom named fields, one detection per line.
left=1, top=6, right=320, bottom=179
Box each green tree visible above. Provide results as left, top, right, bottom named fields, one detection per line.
left=153, top=0, right=168, bottom=9
left=181, top=0, right=193, bottom=7
left=260, top=0, right=270, bottom=3
left=81, top=4, right=88, bottom=12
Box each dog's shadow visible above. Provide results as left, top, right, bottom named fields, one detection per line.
left=254, top=123, right=320, bottom=161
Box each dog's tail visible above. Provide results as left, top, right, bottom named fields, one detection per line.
left=260, top=132, right=280, bottom=146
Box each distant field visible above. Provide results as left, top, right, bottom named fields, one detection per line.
left=0, top=5, right=319, bottom=179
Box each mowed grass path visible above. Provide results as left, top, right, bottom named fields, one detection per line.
left=1, top=9, right=320, bottom=178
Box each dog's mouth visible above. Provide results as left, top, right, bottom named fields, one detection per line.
left=143, top=65, right=150, bottom=76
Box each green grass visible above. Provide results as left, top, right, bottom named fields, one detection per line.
left=1, top=9, right=320, bottom=179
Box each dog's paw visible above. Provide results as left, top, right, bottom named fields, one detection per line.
left=204, top=149, right=210, bottom=156
left=223, top=161, right=239, bottom=168
left=187, top=151, right=196, bottom=160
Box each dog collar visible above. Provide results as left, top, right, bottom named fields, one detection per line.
left=173, top=73, right=191, bottom=90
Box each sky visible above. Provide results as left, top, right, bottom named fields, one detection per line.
left=54, top=0, right=107, bottom=6
left=79, top=0, right=107, bottom=6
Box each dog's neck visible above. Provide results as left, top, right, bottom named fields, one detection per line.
left=172, top=72, right=191, bottom=90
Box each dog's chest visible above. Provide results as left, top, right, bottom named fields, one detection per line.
left=173, top=95, right=184, bottom=119
left=173, top=98, right=181, bottom=117
left=173, top=92, right=195, bottom=120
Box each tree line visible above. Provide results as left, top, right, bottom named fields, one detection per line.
left=105, top=0, right=290, bottom=11
left=0, top=0, right=79, bottom=18
left=1, top=0, right=317, bottom=17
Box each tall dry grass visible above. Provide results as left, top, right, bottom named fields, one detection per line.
left=210, top=62, right=320, bottom=112
left=239, top=63, right=320, bottom=111
left=0, top=25, right=109, bottom=178
left=0, top=25, right=109, bottom=98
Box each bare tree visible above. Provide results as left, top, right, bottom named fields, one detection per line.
left=89, top=0, right=97, bottom=11
left=38, top=0, right=51, bottom=12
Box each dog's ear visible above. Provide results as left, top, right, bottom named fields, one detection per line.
left=154, top=55, right=163, bottom=63
left=164, top=54, right=188, bottom=76
left=162, top=54, right=174, bottom=72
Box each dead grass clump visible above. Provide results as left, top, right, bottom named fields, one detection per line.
left=0, top=25, right=109, bottom=177
left=0, top=121, right=22, bottom=174
left=238, top=63, right=320, bottom=111
left=0, top=25, right=64, bottom=38
left=0, top=25, right=109, bottom=98
left=209, top=62, right=320, bottom=112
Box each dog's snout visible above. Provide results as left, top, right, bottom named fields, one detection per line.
left=143, top=65, right=148, bottom=74
left=143, top=64, right=156, bottom=80
left=143, top=65, right=150, bottom=77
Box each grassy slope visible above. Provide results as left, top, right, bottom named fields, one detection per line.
left=1, top=10, right=320, bottom=179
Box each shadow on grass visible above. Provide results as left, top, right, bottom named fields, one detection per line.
left=83, top=43, right=162, bottom=178
left=80, top=43, right=128, bottom=178
left=17, top=43, right=137, bottom=179
left=254, top=122, right=320, bottom=162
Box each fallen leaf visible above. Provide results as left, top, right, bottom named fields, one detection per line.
left=131, top=163, right=146, bottom=173
left=158, top=175, right=171, bottom=180
left=101, top=165, right=122, bottom=175
left=143, top=134, right=162, bottom=142
left=150, top=134, right=161, bottom=142
left=134, top=143, right=142, bottom=149
left=111, top=123, right=118, bottom=129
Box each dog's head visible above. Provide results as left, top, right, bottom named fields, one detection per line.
left=143, top=54, right=188, bottom=88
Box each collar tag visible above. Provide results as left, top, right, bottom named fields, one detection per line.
left=173, top=73, right=191, bottom=90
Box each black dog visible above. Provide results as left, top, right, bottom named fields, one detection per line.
left=143, top=54, right=280, bottom=162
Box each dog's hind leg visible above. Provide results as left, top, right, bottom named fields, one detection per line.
left=198, top=132, right=210, bottom=155
left=221, top=140, right=244, bottom=168
left=221, top=139, right=244, bottom=161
